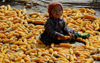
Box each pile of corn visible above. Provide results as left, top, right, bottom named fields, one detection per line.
left=0, top=5, right=100, bottom=63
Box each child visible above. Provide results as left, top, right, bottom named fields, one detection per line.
left=40, top=2, right=89, bottom=45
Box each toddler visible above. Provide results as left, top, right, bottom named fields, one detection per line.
left=40, top=2, right=89, bottom=45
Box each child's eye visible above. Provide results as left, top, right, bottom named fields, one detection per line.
left=59, top=10, right=61, bottom=11
left=54, top=10, right=57, bottom=12
left=53, top=9, right=62, bottom=12
left=59, top=9, right=62, bottom=11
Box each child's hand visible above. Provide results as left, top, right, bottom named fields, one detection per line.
left=68, top=30, right=75, bottom=38
left=58, top=34, right=65, bottom=40
left=69, top=32, right=74, bottom=38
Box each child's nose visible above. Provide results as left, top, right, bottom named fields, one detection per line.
left=56, top=11, right=60, bottom=13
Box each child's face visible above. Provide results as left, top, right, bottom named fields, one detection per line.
left=51, top=5, right=63, bottom=19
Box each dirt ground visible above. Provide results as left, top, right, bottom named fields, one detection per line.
left=0, top=0, right=100, bottom=63
left=0, top=0, right=100, bottom=17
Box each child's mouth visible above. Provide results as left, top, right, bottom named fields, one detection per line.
left=56, top=14, right=59, bottom=15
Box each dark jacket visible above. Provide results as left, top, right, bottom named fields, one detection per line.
left=40, top=17, right=74, bottom=45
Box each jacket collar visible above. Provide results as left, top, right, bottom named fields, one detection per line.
left=50, top=16, right=62, bottom=22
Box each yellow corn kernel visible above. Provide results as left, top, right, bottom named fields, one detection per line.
left=49, top=48, right=53, bottom=54
left=29, top=12, right=38, bottom=16
left=86, top=58, right=94, bottom=63
left=59, top=43, right=72, bottom=48
left=7, top=5, right=11, bottom=10
left=0, top=33, right=6, bottom=38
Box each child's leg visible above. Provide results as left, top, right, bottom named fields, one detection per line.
left=59, top=39, right=71, bottom=43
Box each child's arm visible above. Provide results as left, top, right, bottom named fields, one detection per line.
left=62, top=19, right=75, bottom=37
left=58, top=34, right=65, bottom=40
left=45, top=19, right=65, bottom=40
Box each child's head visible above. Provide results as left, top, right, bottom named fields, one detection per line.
left=48, top=2, right=63, bottom=19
